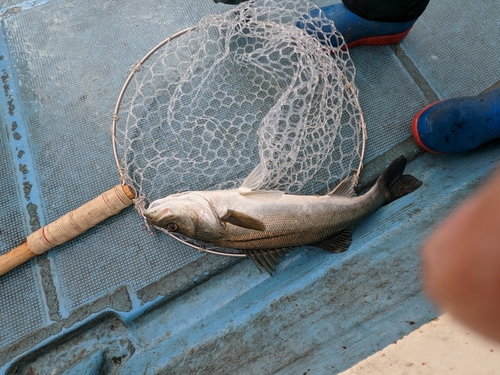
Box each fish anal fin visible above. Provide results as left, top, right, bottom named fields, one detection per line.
left=313, top=227, right=354, bottom=253
left=245, top=248, right=289, bottom=275
left=328, top=175, right=357, bottom=197
left=221, top=210, right=266, bottom=231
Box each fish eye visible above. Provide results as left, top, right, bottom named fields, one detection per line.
left=166, top=223, right=179, bottom=232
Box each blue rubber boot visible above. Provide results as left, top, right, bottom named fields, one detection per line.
left=412, top=88, right=500, bottom=153
left=297, top=2, right=416, bottom=48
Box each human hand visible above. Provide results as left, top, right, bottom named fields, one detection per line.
left=421, top=167, right=500, bottom=342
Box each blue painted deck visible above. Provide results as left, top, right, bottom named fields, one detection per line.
left=0, top=0, right=499, bottom=373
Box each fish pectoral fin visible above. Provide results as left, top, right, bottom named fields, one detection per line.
left=313, top=227, right=354, bottom=253
left=221, top=210, right=266, bottom=231
left=245, top=248, right=289, bottom=275
left=328, top=175, right=358, bottom=197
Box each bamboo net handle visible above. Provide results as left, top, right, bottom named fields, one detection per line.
left=0, top=184, right=135, bottom=277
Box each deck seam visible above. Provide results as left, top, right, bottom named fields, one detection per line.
left=0, top=21, right=63, bottom=323
left=390, top=44, right=440, bottom=104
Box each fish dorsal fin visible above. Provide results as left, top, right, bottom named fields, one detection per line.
left=238, top=189, right=284, bottom=201
left=240, top=164, right=264, bottom=190
left=312, top=227, right=354, bottom=253
left=239, top=164, right=283, bottom=200
left=221, top=209, right=266, bottom=231
left=245, top=248, right=289, bottom=275
left=328, top=175, right=358, bottom=197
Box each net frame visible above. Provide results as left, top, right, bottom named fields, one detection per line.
left=111, top=2, right=367, bottom=259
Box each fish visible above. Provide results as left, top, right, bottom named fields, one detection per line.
left=144, top=156, right=422, bottom=274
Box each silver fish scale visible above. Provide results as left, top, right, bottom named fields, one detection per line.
left=186, top=186, right=386, bottom=250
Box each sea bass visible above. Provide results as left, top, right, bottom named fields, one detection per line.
left=145, top=156, right=422, bottom=273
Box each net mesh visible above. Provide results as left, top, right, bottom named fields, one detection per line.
left=115, top=0, right=365, bottom=210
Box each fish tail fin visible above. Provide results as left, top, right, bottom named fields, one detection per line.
left=379, top=156, right=422, bottom=204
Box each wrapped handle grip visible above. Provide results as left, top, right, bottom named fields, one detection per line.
left=0, top=185, right=135, bottom=277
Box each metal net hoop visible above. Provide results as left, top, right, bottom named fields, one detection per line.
left=111, top=0, right=366, bottom=256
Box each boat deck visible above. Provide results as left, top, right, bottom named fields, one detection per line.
left=1, top=0, right=499, bottom=373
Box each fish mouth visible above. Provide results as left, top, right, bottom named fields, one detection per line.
left=144, top=203, right=172, bottom=223
left=144, top=198, right=167, bottom=215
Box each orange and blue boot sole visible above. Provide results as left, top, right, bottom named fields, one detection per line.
left=297, top=3, right=416, bottom=49
left=412, top=89, right=500, bottom=153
